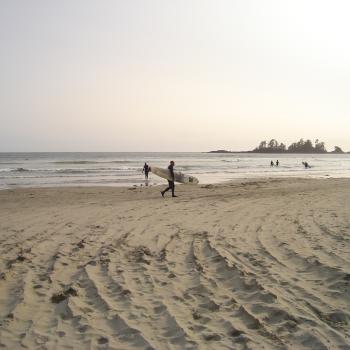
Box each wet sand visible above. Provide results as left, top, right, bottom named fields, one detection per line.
left=0, top=178, right=349, bottom=349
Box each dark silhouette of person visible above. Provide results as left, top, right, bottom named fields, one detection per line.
left=161, top=161, right=177, bottom=197
left=142, top=162, right=150, bottom=179
left=270, top=160, right=274, bottom=166
left=276, top=160, right=279, bottom=166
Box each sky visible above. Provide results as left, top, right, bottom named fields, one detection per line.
left=1, top=0, right=349, bottom=152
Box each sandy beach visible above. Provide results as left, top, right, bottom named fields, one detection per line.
left=0, top=178, right=349, bottom=349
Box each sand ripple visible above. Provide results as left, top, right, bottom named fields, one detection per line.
left=0, top=179, right=349, bottom=349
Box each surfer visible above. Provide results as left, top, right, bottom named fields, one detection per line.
left=142, top=162, right=150, bottom=179
left=276, top=160, right=279, bottom=166
left=270, top=160, right=274, bottom=166
left=161, top=161, right=177, bottom=197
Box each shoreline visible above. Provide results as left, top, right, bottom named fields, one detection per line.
left=1, top=175, right=350, bottom=192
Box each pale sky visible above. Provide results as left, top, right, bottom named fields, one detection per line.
left=1, top=0, right=349, bottom=152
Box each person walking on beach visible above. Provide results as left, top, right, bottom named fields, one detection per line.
left=161, top=161, right=177, bottom=197
left=142, top=162, right=150, bottom=179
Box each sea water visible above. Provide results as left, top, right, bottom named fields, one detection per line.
left=1, top=152, right=350, bottom=189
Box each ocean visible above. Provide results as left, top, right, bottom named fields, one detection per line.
left=1, top=152, right=350, bottom=190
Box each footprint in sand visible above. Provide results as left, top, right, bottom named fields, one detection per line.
left=168, top=272, right=176, bottom=279
left=51, top=287, right=78, bottom=303
left=97, top=337, right=109, bottom=345
left=203, top=333, right=221, bottom=341
left=78, top=325, right=89, bottom=333
left=35, top=335, right=49, bottom=345
left=192, top=311, right=201, bottom=320
left=154, top=304, right=166, bottom=314
left=230, top=328, right=244, bottom=337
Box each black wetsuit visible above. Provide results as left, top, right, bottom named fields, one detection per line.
left=163, top=164, right=175, bottom=196
left=143, top=164, right=149, bottom=179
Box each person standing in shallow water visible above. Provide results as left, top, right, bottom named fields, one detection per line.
left=161, top=161, right=177, bottom=197
left=276, top=160, right=279, bottom=166
left=142, top=162, right=150, bottom=179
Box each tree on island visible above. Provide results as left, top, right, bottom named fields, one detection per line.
left=253, top=138, right=328, bottom=153
left=288, top=139, right=321, bottom=153
left=314, top=139, right=327, bottom=153
left=331, top=146, right=344, bottom=154
left=254, top=139, right=286, bottom=153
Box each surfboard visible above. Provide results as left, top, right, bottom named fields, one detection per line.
left=151, top=167, right=199, bottom=184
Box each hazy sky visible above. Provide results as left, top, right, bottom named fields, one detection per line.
left=1, top=0, right=349, bottom=151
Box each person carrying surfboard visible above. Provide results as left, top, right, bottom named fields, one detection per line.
left=161, top=161, right=177, bottom=197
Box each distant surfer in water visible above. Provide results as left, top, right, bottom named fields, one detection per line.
left=142, top=162, right=150, bottom=179
left=161, top=161, right=177, bottom=197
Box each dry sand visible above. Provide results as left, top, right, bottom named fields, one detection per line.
left=0, top=178, right=349, bottom=349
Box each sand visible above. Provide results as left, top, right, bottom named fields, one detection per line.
left=0, top=178, right=349, bottom=349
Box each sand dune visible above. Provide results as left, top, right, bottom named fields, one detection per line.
left=0, top=178, right=349, bottom=349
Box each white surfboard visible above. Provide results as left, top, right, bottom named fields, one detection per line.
left=151, top=166, right=199, bottom=184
